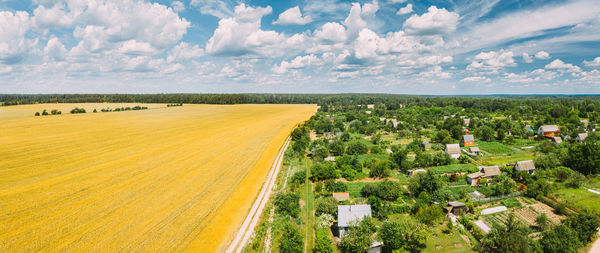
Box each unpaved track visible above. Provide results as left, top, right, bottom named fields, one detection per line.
left=226, top=137, right=291, bottom=253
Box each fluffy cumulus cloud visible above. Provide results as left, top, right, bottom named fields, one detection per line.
left=396, top=4, right=413, bottom=15
left=43, top=37, right=67, bottom=62
left=191, top=0, right=233, bottom=19
left=545, top=59, right=582, bottom=73
left=583, top=57, right=600, bottom=68
left=272, top=54, right=322, bottom=74
left=171, top=1, right=185, bottom=13
left=273, top=6, right=312, bottom=25
left=467, top=50, right=516, bottom=72
left=534, top=51, right=550, bottom=60
left=205, top=4, right=304, bottom=56
left=167, top=42, right=204, bottom=63
left=0, top=11, right=36, bottom=64
left=403, top=6, right=459, bottom=35
left=314, top=22, right=347, bottom=43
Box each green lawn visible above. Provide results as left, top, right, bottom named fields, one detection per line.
left=344, top=182, right=377, bottom=198
left=477, top=141, right=514, bottom=154
left=555, top=188, right=600, bottom=213
left=424, top=224, right=474, bottom=253
left=430, top=164, right=478, bottom=174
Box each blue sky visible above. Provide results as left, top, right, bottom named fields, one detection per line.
left=0, top=0, right=599, bottom=94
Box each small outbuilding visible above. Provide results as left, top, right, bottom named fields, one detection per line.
left=552, top=136, right=562, bottom=144
left=332, top=192, right=350, bottom=202
left=446, top=201, right=467, bottom=216
left=445, top=144, right=461, bottom=159
left=577, top=133, right=588, bottom=143
left=422, top=141, right=431, bottom=151
left=470, top=147, right=481, bottom=156
left=324, top=156, right=336, bottom=162
left=515, top=160, right=536, bottom=175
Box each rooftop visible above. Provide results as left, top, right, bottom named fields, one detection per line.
left=338, top=205, right=372, bottom=227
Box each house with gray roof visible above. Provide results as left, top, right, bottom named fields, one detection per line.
left=338, top=205, right=372, bottom=238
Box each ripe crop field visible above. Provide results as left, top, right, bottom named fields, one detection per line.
left=0, top=103, right=317, bottom=252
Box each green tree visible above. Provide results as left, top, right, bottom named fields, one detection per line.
left=415, top=205, right=443, bottom=225
left=274, top=193, right=300, bottom=218
left=540, top=225, right=581, bottom=253
left=279, top=222, right=304, bottom=253
left=369, top=159, right=391, bottom=178
left=477, top=126, right=495, bottom=141
left=563, top=213, right=600, bottom=243
left=536, top=213, right=550, bottom=231
left=339, top=217, right=377, bottom=253
left=315, top=197, right=338, bottom=217
left=313, top=229, right=334, bottom=253
left=313, top=146, right=330, bottom=160
left=408, top=170, right=441, bottom=196
left=376, top=180, right=404, bottom=201
left=566, top=140, right=600, bottom=175
left=379, top=217, right=428, bottom=253
left=347, top=141, right=368, bottom=155
left=478, top=213, right=535, bottom=253
left=310, top=163, right=336, bottom=181
left=35, top=112, right=40, bottom=116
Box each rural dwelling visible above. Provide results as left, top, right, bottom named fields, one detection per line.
left=332, top=192, right=350, bottom=202
left=338, top=205, right=372, bottom=238
left=470, top=147, right=481, bottom=156
left=581, top=119, right=589, bottom=129
left=368, top=241, right=383, bottom=253
left=538, top=125, right=560, bottom=138
left=365, top=110, right=372, bottom=115
left=577, top=133, right=588, bottom=142
left=409, top=169, right=427, bottom=176
left=467, top=166, right=501, bottom=186
left=446, top=201, right=467, bottom=216
left=367, top=104, right=375, bottom=109
left=464, top=118, right=470, bottom=126
left=515, top=160, right=536, bottom=175
left=445, top=144, right=461, bottom=159
left=524, top=124, right=534, bottom=133
left=324, top=156, right=336, bottom=162
left=552, top=136, right=562, bottom=144
left=462, top=135, right=475, bottom=147
left=422, top=141, right=431, bottom=151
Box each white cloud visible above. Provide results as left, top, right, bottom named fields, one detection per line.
left=534, top=51, right=550, bottom=60
left=314, top=22, right=347, bottom=43
left=273, top=6, right=312, bottom=25
left=167, top=42, right=204, bottom=63
left=396, top=4, right=413, bottom=15
left=455, top=0, right=600, bottom=53
left=0, top=11, right=36, bottom=64
left=43, top=37, right=66, bottom=62
left=272, top=54, right=323, bottom=74
left=191, top=0, right=233, bottom=19
left=117, top=40, right=158, bottom=55
left=545, top=59, right=582, bottom=73
left=467, top=50, right=516, bottom=71
left=389, top=0, right=407, bottom=3
left=461, top=76, right=491, bottom=82
left=171, top=1, right=185, bottom=13
left=583, top=57, right=600, bottom=68
left=522, top=53, right=533, bottom=63
left=403, top=6, right=459, bottom=35
left=32, top=3, right=77, bottom=29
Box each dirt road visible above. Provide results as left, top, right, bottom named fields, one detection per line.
left=225, top=137, right=291, bottom=253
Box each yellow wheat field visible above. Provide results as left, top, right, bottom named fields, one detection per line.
left=0, top=103, right=317, bottom=252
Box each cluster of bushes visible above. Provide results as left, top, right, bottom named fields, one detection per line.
left=70, top=107, right=86, bottom=114
left=167, top=104, right=183, bottom=107
left=34, top=109, right=61, bottom=116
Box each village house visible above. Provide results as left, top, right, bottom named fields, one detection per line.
left=422, top=141, right=431, bottom=151
left=338, top=205, right=372, bottom=238
left=538, top=125, right=560, bottom=138
left=446, top=201, right=467, bottom=216
left=467, top=166, right=501, bottom=186
left=577, top=133, right=588, bottom=143
left=553, top=136, right=562, bottom=144
left=445, top=144, right=461, bottom=159
left=332, top=192, right=350, bottom=202
left=470, top=147, right=481, bottom=156
left=524, top=124, right=534, bottom=133
left=462, top=134, right=475, bottom=147
left=464, top=118, right=470, bottom=126
left=515, top=160, right=536, bottom=175
left=324, top=156, right=336, bottom=162
left=581, top=119, right=589, bottom=129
